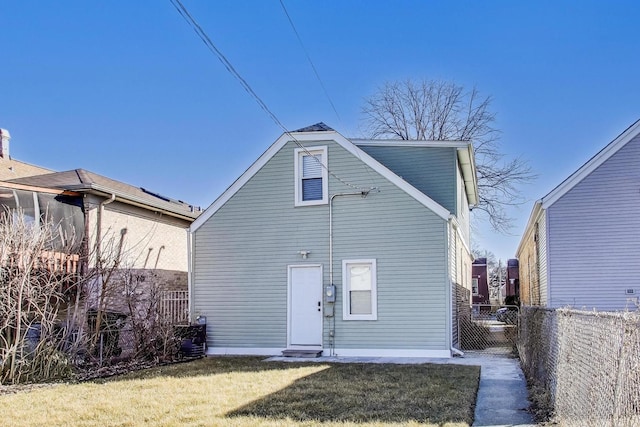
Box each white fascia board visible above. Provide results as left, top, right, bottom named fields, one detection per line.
left=515, top=200, right=543, bottom=257
left=456, top=144, right=478, bottom=206
left=353, top=139, right=469, bottom=148
left=541, top=118, right=640, bottom=209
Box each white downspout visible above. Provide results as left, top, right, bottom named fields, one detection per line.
left=328, top=189, right=376, bottom=356
left=448, top=215, right=465, bottom=357
left=96, top=193, right=116, bottom=268
left=329, top=190, right=374, bottom=286
left=95, top=193, right=116, bottom=305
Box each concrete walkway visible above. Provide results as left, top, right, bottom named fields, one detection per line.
left=454, top=353, right=537, bottom=427
left=266, top=352, right=537, bottom=426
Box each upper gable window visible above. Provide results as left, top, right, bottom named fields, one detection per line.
left=294, top=146, right=328, bottom=206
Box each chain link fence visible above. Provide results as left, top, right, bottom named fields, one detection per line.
left=458, top=304, right=519, bottom=356
left=518, top=307, right=640, bottom=426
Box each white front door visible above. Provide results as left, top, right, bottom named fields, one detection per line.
left=288, top=265, right=323, bottom=348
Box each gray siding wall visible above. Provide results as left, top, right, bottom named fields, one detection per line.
left=358, top=145, right=457, bottom=213
left=538, top=212, right=548, bottom=306
left=547, top=134, right=640, bottom=310
left=193, top=139, right=450, bottom=351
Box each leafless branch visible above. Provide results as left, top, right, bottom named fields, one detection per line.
left=361, top=78, right=536, bottom=231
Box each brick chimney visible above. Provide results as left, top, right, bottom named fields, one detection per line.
left=0, top=128, right=10, bottom=159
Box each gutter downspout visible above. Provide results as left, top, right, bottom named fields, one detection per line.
left=447, top=215, right=465, bottom=358
left=96, top=193, right=116, bottom=269
left=328, top=189, right=376, bottom=356
left=93, top=193, right=116, bottom=350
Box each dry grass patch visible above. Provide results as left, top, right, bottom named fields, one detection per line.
left=0, top=356, right=479, bottom=426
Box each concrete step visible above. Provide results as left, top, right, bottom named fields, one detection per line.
left=281, top=349, right=322, bottom=358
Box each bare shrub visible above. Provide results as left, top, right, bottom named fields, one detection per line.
left=0, top=208, right=79, bottom=384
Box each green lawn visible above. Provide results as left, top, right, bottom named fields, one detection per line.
left=0, top=357, right=480, bottom=426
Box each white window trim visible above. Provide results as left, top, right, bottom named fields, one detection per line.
left=294, top=146, right=328, bottom=206
left=342, top=259, right=377, bottom=321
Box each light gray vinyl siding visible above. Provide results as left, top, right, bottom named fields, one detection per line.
left=331, top=188, right=449, bottom=350
left=546, top=134, right=640, bottom=310
left=538, top=212, right=548, bottom=306
left=193, top=139, right=450, bottom=351
left=358, top=145, right=457, bottom=213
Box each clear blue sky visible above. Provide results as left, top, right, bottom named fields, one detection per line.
left=1, top=1, right=639, bottom=261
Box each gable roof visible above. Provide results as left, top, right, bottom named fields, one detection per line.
left=0, top=157, right=53, bottom=181
left=8, top=169, right=200, bottom=221
left=352, top=139, right=478, bottom=206
left=541, top=118, right=640, bottom=209
left=516, top=118, right=640, bottom=257
left=191, top=124, right=478, bottom=232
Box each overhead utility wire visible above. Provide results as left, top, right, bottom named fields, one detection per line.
left=169, top=0, right=370, bottom=192
left=278, top=0, right=343, bottom=129
left=170, top=0, right=288, bottom=134
left=277, top=0, right=376, bottom=188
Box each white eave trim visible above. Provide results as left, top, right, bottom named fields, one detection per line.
left=456, top=144, right=478, bottom=206
left=191, top=130, right=452, bottom=232
left=353, top=139, right=469, bottom=148
left=541, top=118, right=640, bottom=209
left=515, top=200, right=543, bottom=257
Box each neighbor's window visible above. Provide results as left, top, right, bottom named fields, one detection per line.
left=295, top=146, right=328, bottom=206
left=472, top=278, right=479, bottom=296
left=342, top=259, right=377, bottom=320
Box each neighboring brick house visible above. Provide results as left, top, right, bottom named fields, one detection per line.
left=471, top=258, right=489, bottom=305
left=0, top=129, right=201, bottom=321
left=3, top=169, right=200, bottom=316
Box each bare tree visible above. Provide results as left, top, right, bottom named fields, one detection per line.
left=361, top=78, right=535, bottom=232
left=0, top=208, right=78, bottom=384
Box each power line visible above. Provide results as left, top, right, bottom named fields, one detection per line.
left=278, top=0, right=343, bottom=129
left=169, top=0, right=368, bottom=192
left=169, top=0, right=288, bottom=134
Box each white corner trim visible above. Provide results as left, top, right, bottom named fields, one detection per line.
left=541, top=119, right=640, bottom=209
left=449, top=216, right=471, bottom=256
left=515, top=200, right=543, bottom=257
